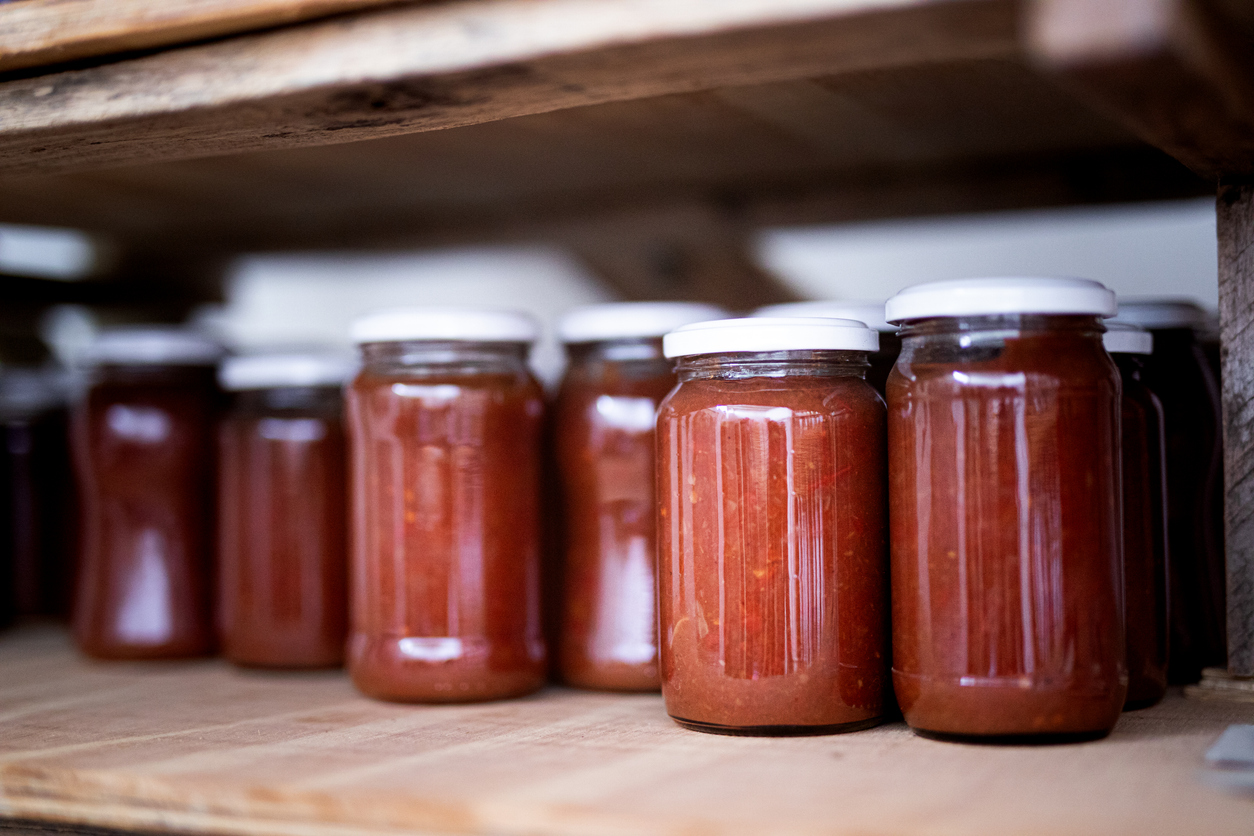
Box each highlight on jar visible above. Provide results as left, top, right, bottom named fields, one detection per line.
left=655, top=315, right=891, bottom=736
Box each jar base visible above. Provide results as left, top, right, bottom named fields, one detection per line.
left=670, top=715, right=883, bottom=737
left=911, top=727, right=1111, bottom=746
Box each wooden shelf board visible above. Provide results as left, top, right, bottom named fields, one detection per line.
left=1, top=626, right=1252, bottom=836
left=0, top=0, right=418, bottom=75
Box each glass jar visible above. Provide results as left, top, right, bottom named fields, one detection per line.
left=656, top=317, right=889, bottom=735
left=0, top=368, right=76, bottom=622
left=217, top=354, right=354, bottom=669
left=755, top=300, right=899, bottom=395
left=1114, top=301, right=1224, bottom=684
left=71, top=327, right=224, bottom=659
left=886, top=278, right=1126, bottom=742
left=1103, top=324, right=1169, bottom=709
left=553, top=302, right=725, bottom=692
left=347, top=308, right=547, bottom=703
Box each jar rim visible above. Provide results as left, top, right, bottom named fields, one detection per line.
left=82, top=326, right=224, bottom=367
left=219, top=352, right=357, bottom=390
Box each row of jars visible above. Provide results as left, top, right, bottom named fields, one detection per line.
left=35, top=277, right=1227, bottom=744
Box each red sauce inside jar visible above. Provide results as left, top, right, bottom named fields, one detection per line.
left=657, top=327, right=889, bottom=735
left=347, top=335, right=546, bottom=702
left=554, top=339, right=673, bottom=691
left=218, top=384, right=348, bottom=668
left=1111, top=350, right=1169, bottom=709
left=888, top=313, right=1126, bottom=741
left=73, top=361, right=220, bottom=659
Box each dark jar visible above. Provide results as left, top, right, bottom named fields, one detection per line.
left=71, top=328, right=224, bottom=659
left=553, top=302, right=724, bottom=692
left=346, top=308, right=547, bottom=703
left=1104, top=324, right=1169, bottom=709
left=886, top=278, right=1126, bottom=743
left=755, top=300, right=899, bottom=396
left=1114, top=301, right=1224, bottom=684
left=0, top=368, right=76, bottom=623
left=217, top=354, right=354, bottom=669
left=656, top=317, right=889, bottom=735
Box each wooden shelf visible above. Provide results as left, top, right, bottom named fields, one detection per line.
left=1, top=626, right=1253, bottom=836
left=0, top=0, right=1249, bottom=266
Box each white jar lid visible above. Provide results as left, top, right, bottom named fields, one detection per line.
left=558, top=302, right=727, bottom=343
left=1112, top=299, right=1207, bottom=329
left=83, top=327, right=225, bottom=366
left=663, top=317, right=879, bottom=358
left=753, top=300, right=892, bottom=332
left=885, top=277, right=1117, bottom=323
left=220, top=353, right=357, bottom=391
left=350, top=307, right=538, bottom=345
left=1103, top=323, right=1153, bottom=355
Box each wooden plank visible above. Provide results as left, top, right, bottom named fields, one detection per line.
left=0, top=0, right=1020, bottom=176
left=1027, top=0, right=1254, bottom=179
left=1219, top=181, right=1254, bottom=678
left=0, top=0, right=415, bottom=74
left=0, top=627, right=1253, bottom=836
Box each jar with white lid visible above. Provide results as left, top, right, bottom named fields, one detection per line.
left=1112, top=300, right=1224, bottom=684
left=71, top=326, right=225, bottom=659
left=553, top=301, right=725, bottom=692
left=217, top=353, right=355, bottom=669
left=885, top=277, right=1125, bottom=742
left=346, top=307, right=546, bottom=703
left=1104, top=324, right=1169, bottom=709
left=656, top=317, right=888, bottom=735
left=754, top=300, right=897, bottom=394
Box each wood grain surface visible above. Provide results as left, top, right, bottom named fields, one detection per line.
left=0, top=0, right=415, bottom=74
left=1219, top=181, right=1254, bottom=678
left=0, top=626, right=1252, bottom=836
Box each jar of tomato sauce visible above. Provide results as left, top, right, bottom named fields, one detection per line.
left=72, top=327, right=224, bottom=659
left=886, top=278, right=1125, bottom=742
left=1114, top=301, right=1224, bottom=684
left=217, top=353, right=354, bottom=669
left=347, top=308, right=547, bottom=702
left=554, top=302, right=725, bottom=691
left=1103, top=323, right=1169, bottom=709
left=754, top=301, right=898, bottom=396
left=657, top=317, right=889, bottom=735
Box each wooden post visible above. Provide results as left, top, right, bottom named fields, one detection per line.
left=1218, top=181, right=1254, bottom=679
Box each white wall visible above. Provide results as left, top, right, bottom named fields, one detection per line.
left=756, top=198, right=1219, bottom=309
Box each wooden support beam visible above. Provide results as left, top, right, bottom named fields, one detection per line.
left=1219, top=181, right=1254, bottom=678
left=1028, top=0, right=1254, bottom=179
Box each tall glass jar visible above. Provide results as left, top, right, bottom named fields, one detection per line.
left=347, top=308, right=547, bottom=703
left=1114, top=301, right=1224, bottom=683
left=1103, top=324, right=1169, bottom=709
left=71, top=328, right=224, bottom=659
left=656, top=317, right=889, bottom=735
left=754, top=300, right=899, bottom=395
left=217, top=353, right=353, bottom=669
left=553, top=302, right=724, bottom=692
left=886, top=278, right=1125, bottom=742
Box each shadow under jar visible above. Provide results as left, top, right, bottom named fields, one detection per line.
left=72, top=328, right=224, bottom=660
left=656, top=317, right=890, bottom=736
left=886, top=278, right=1126, bottom=743
left=1103, top=324, right=1169, bottom=710
left=347, top=308, right=547, bottom=703
left=553, top=302, right=725, bottom=692
left=217, top=354, right=354, bottom=669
